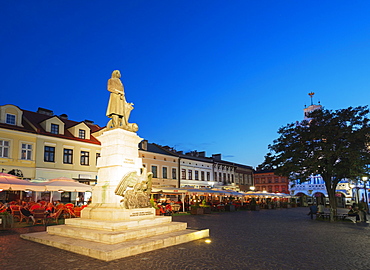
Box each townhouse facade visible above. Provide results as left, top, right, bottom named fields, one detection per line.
left=0, top=105, right=102, bottom=184
left=253, top=169, right=289, bottom=194
left=1, top=104, right=255, bottom=192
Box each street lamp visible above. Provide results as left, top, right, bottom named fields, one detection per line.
left=362, top=176, right=369, bottom=214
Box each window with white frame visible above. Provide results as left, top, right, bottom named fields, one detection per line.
left=181, top=169, right=186, bottom=180
left=0, top=140, right=10, bottom=158
left=162, top=167, right=167, bottom=179
left=188, top=170, right=192, bottom=180
left=21, top=143, right=32, bottom=160
left=44, top=146, right=55, bottom=162
left=172, top=168, right=177, bottom=179
left=51, top=124, right=59, bottom=134
left=6, top=114, right=16, bottom=125
left=195, top=170, right=199, bottom=180
left=80, top=151, right=90, bottom=165
left=79, top=129, right=86, bottom=139
left=151, top=166, right=158, bottom=178
left=201, top=171, right=205, bottom=181
left=63, top=149, right=73, bottom=164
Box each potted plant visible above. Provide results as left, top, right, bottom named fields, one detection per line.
left=200, top=199, right=211, bottom=214
left=191, top=205, right=204, bottom=215
left=0, top=211, right=14, bottom=230
left=150, top=195, right=160, bottom=215
left=190, top=198, right=204, bottom=215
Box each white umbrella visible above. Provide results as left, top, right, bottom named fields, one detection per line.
left=36, top=177, right=93, bottom=192
left=0, top=173, right=40, bottom=191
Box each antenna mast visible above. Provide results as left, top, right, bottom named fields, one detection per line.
left=308, top=92, right=315, bottom=106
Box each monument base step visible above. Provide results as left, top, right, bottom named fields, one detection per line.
left=65, top=215, right=172, bottom=231
left=47, top=221, right=188, bottom=244
left=21, top=228, right=209, bottom=261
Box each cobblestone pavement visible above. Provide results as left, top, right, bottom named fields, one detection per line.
left=1, top=207, right=369, bottom=270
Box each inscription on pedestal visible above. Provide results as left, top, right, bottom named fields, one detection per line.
left=130, top=211, right=154, bottom=217
left=124, top=158, right=134, bottom=164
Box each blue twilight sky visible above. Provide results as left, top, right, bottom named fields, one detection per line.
left=1, top=1, right=370, bottom=168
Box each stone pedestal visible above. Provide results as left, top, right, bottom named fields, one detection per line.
left=21, top=127, right=209, bottom=261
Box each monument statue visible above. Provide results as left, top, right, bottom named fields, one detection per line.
left=106, top=70, right=138, bottom=132
left=115, top=169, right=153, bottom=209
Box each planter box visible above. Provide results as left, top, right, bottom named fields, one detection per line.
left=202, top=207, right=212, bottom=214
left=0, top=215, right=14, bottom=230
left=225, top=205, right=236, bottom=212
left=191, top=207, right=204, bottom=215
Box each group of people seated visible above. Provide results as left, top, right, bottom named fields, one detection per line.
left=153, top=199, right=182, bottom=215
left=0, top=200, right=87, bottom=225
left=348, top=202, right=368, bottom=222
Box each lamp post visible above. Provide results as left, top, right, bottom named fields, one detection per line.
left=362, top=176, right=369, bottom=214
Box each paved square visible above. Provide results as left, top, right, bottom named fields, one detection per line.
left=1, top=207, right=369, bottom=269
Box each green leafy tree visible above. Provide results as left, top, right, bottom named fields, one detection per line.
left=261, top=106, right=370, bottom=216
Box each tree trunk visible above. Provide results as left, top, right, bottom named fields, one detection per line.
left=325, top=181, right=338, bottom=221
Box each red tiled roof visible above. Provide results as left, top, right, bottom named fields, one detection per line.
left=1, top=108, right=102, bottom=145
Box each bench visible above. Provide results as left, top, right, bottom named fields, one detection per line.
left=316, top=213, right=350, bottom=221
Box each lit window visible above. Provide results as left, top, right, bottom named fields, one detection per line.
left=51, top=124, right=59, bottom=134
left=79, top=129, right=86, bottom=139
left=6, top=114, right=16, bottom=125
left=80, top=151, right=90, bottom=165
left=0, top=140, right=10, bottom=158
left=21, top=143, right=32, bottom=160
left=44, top=146, right=55, bottom=162
left=63, top=149, right=73, bottom=164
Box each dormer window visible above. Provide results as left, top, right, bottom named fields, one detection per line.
left=6, top=114, right=16, bottom=125
left=51, top=124, right=59, bottom=134
left=79, top=129, right=86, bottom=139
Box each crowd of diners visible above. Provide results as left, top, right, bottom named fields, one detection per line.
left=0, top=193, right=293, bottom=224
left=151, top=193, right=292, bottom=214
left=0, top=200, right=87, bottom=225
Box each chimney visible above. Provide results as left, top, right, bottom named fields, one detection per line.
left=212, top=154, right=222, bottom=161
left=198, top=151, right=206, bottom=157
left=140, top=140, right=148, bottom=151
left=84, top=120, right=94, bottom=125
left=59, top=114, right=68, bottom=119
left=37, top=107, right=53, bottom=116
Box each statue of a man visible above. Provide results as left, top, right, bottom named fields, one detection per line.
left=106, top=70, right=138, bottom=131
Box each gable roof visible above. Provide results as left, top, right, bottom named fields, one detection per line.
left=1, top=107, right=102, bottom=145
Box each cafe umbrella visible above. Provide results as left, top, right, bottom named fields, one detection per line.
left=34, top=177, right=93, bottom=202
left=0, top=173, right=41, bottom=191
